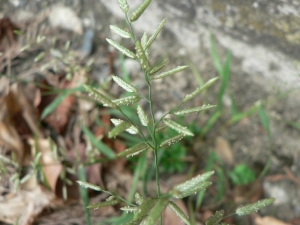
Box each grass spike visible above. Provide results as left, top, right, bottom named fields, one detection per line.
left=106, top=38, right=136, bottom=59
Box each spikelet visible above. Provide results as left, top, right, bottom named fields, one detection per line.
left=87, top=196, right=121, bottom=209
left=120, top=206, right=138, bottom=213
left=112, top=75, right=137, bottom=93
left=77, top=181, right=102, bottom=191
left=163, top=119, right=194, bottom=136
left=111, top=119, right=138, bottom=134
left=151, top=65, right=188, bottom=80
left=141, top=32, right=149, bottom=59
left=183, top=77, right=219, bottom=103
left=111, top=95, right=141, bottom=106
left=135, top=41, right=150, bottom=72
left=106, top=38, right=136, bottom=59
left=169, top=171, right=214, bottom=198
left=137, top=105, right=149, bottom=126
left=84, top=84, right=117, bottom=108
left=135, top=193, right=144, bottom=205
left=130, top=0, right=152, bottom=22
left=118, top=0, right=129, bottom=13
left=117, top=142, right=150, bottom=158
left=150, top=59, right=169, bottom=75
left=173, top=104, right=216, bottom=115
left=236, top=198, right=275, bottom=216
left=169, top=201, right=191, bottom=225
left=205, top=210, right=224, bottom=225
left=155, top=124, right=168, bottom=134
left=108, top=121, right=132, bottom=138
left=160, top=133, right=185, bottom=148
left=146, top=18, right=167, bottom=49
left=110, top=25, right=131, bottom=38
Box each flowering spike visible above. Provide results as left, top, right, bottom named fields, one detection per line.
left=112, top=75, right=137, bottom=93
left=130, top=0, right=152, bottom=22
left=163, top=119, right=194, bottom=136
left=151, top=66, right=188, bottom=80
left=106, top=38, right=136, bottom=58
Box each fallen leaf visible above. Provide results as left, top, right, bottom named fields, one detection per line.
left=0, top=185, right=54, bottom=225
left=255, top=215, right=292, bottom=225
left=28, top=138, right=63, bottom=192
left=215, top=137, right=234, bottom=165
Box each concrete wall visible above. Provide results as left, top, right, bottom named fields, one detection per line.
left=100, top=0, right=300, bottom=89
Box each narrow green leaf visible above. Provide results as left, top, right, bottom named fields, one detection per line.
left=77, top=180, right=102, bottom=191
left=117, top=142, right=150, bottom=158
left=106, top=38, right=136, bottom=59
left=137, top=105, right=149, bottom=126
left=205, top=210, right=224, bottom=225
left=82, top=125, right=115, bottom=159
left=236, top=198, right=275, bottom=216
left=173, top=104, right=216, bottom=115
left=112, top=75, right=137, bottom=93
left=169, top=201, right=191, bottom=225
left=258, top=105, right=271, bottom=140
left=163, top=119, right=194, bottom=136
left=78, top=165, right=91, bottom=225
left=150, top=59, right=169, bottom=75
left=210, top=34, right=222, bottom=77
left=111, top=118, right=138, bottom=134
left=34, top=52, right=46, bottom=62
left=160, top=133, right=185, bottom=148
left=20, top=173, right=32, bottom=184
left=141, top=198, right=169, bottom=225
left=130, top=0, right=152, bottom=22
left=128, top=152, right=147, bottom=202
left=108, top=121, right=132, bottom=138
left=217, top=51, right=231, bottom=109
left=84, top=84, right=117, bottom=108
left=151, top=65, right=188, bottom=80
left=183, top=77, right=219, bottom=103
left=41, top=93, right=68, bottom=120
left=110, top=25, right=131, bottom=38
left=146, top=18, right=167, bottom=49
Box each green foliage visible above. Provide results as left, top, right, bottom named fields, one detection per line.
left=229, top=164, right=256, bottom=186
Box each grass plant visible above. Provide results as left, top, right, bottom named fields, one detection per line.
left=78, top=0, right=274, bottom=224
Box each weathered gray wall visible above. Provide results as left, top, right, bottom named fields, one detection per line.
left=100, top=0, right=300, bottom=89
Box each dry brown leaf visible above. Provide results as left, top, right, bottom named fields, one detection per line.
left=215, top=137, right=234, bottom=165
left=0, top=17, right=18, bottom=52
left=255, top=215, right=292, bottom=225
left=290, top=218, right=300, bottom=225
left=0, top=185, right=54, bottom=225
left=28, top=138, right=63, bottom=192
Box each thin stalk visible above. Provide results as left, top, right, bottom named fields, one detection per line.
left=144, top=71, right=161, bottom=197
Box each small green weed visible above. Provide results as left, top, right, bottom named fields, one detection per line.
left=78, top=0, right=275, bottom=224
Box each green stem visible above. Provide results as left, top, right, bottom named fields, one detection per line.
left=146, top=75, right=161, bottom=198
